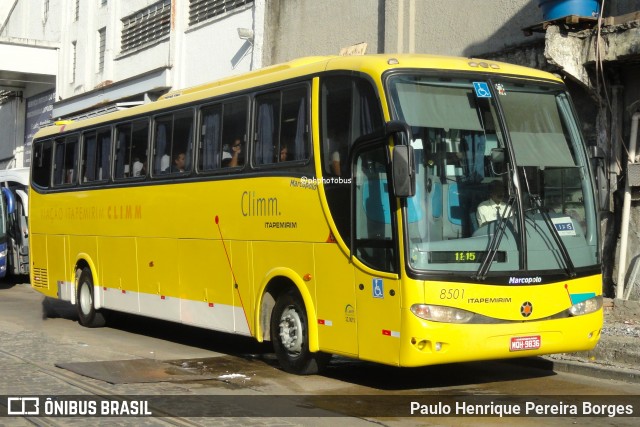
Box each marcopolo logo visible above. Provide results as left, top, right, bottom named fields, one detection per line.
left=508, top=276, right=542, bottom=284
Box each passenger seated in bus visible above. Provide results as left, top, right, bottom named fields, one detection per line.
left=160, top=153, right=170, bottom=172
left=172, top=152, right=186, bottom=173
left=331, top=137, right=348, bottom=175
left=476, top=180, right=509, bottom=227
left=327, top=131, right=347, bottom=176
left=133, top=157, right=144, bottom=176
left=279, top=145, right=290, bottom=162
left=331, top=150, right=342, bottom=175
left=222, top=138, right=243, bottom=167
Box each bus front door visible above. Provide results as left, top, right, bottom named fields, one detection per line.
left=353, top=144, right=402, bottom=365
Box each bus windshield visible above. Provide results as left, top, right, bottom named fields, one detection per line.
left=387, top=74, right=599, bottom=276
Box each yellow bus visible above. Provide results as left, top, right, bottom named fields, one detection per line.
left=30, top=54, right=602, bottom=374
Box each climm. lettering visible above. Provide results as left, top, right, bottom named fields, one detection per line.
left=107, top=205, right=142, bottom=220
left=241, top=191, right=280, bottom=216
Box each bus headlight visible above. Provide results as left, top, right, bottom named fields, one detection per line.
left=0, top=249, right=6, bottom=258
left=411, top=304, right=474, bottom=323
left=568, top=296, right=603, bottom=316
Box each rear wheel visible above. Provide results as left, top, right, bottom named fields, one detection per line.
left=76, top=267, right=105, bottom=328
left=271, top=290, right=330, bottom=375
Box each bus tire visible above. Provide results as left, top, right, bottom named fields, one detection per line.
left=271, top=290, right=330, bottom=375
left=76, top=267, right=105, bottom=328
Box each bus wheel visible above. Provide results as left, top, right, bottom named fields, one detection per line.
left=76, top=267, right=105, bottom=328
left=271, top=290, right=330, bottom=375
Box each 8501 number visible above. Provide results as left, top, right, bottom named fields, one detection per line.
left=439, top=288, right=465, bottom=300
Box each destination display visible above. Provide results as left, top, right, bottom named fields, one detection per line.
left=428, top=251, right=507, bottom=263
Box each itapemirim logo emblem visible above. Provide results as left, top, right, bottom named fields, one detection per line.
left=520, top=301, right=533, bottom=318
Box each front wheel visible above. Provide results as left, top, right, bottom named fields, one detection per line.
left=76, top=267, right=105, bottom=328
left=270, top=290, right=330, bottom=375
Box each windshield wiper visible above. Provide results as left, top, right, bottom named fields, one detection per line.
left=529, top=194, right=576, bottom=278
left=473, top=196, right=515, bottom=281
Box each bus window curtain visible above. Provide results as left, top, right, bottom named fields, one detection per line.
left=350, top=82, right=374, bottom=144
left=71, top=141, right=78, bottom=182
left=185, top=124, right=194, bottom=171
left=116, top=133, right=126, bottom=178
left=203, top=112, right=220, bottom=170
left=85, top=136, right=97, bottom=181
left=462, top=133, right=485, bottom=183
left=257, top=103, right=274, bottom=164
left=155, top=124, right=167, bottom=173
left=100, top=134, right=111, bottom=180
left=360, top=95, right=373, bottom=136
left=54, top=143, right=64, bottom=184
left=294, top=98, right=306, bottom=160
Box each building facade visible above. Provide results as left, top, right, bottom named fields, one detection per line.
left=0, top=0, right=60, bottom=168
left=54, top=0, right=263, bottom=119
left=1, top=0, right=263, bottom=167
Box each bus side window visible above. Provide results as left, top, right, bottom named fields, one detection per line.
left=131, top=120, right=149, bottom=177
left=154, top=116, right=171, bottom=174
left=279, top=86, right=308, bottom=163
left=116, top=120, right=149, bottom=179
left=254, top=85, right=309, bottom=166
left=221, top=98, right=248, bottom=168
left=53, top=136, right=78, bottom=187
left=82, top=127, right=111, bottom=183
left=320, top=75, right=384, bottom=241
left=33, top=140, right=53, bottom=189
left=173, top=110, right=194, bottom=173
left=320, top=76, right=383, bottom=177
left=115, top=123, right=133, bottom=179
left=153, top=110, right=193, bottom=175
left=199, top=104, right=223, bottom=171
left=254, top=92, right=280, bottom=166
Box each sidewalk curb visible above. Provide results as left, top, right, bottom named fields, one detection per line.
left=514, top=356, right=640, bottom=384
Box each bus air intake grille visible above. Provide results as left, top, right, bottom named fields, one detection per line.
left=32, top=268, right=49, bottom=288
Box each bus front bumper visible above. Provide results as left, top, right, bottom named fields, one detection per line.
left=398, top=308, right=602, bottom=367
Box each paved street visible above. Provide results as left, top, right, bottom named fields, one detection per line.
left=1, top=281, right=639, bottom=426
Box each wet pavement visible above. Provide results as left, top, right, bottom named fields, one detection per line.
left=1, top=281, right=640, bottom=426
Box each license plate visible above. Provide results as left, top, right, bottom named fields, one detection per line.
left=510, top=335, right=541, bottom=352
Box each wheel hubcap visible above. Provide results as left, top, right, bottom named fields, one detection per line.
left=278, top=306, right=303, bottom=355
left=79, top=283, right=92, bottom=315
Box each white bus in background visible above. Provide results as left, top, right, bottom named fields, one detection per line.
left=0, top=167, right=30, bottom=278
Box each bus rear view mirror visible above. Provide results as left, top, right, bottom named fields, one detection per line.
left=490, top=148, right=507, bottom=175
left=392, top=145, right=416, bottom=198
left=490, top=147, right=505, bottom=164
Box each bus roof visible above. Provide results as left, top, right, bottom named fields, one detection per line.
left=34, top=54, right=562, bottom=139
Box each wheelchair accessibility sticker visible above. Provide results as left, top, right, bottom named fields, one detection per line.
left=473, top=82, right=492, bottom=98
left=373, top=278, right=384, bottom=299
